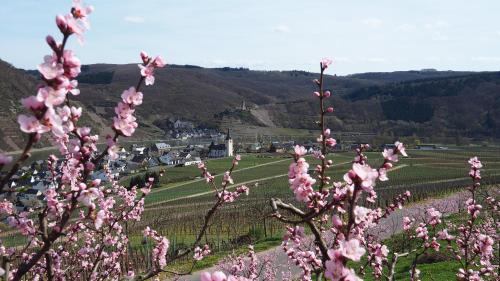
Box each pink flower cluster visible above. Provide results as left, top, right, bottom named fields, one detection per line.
left=143, top=227, right=170, bottom=268
left=217, top=185, right=249, bottom=203
left=139, top=51, right=166, bottom=85
left=113, top=53, right=165, bottom=137
left=194, top=244, right=211, bottom=261
left=282, top=226, right=322, bottom=280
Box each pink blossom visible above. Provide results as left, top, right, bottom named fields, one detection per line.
left=429, top=237, right=440, bottom=251
left=18, top=115, right=49, bottom=134
left=320, top=58, right=333, bottom=69
left=121, top=87, right=143, bottom=106
left=394, top=141, right=407, bottom=157
left=201, top=271, right=227, bottom=281
left=139, top=65, right=155, bottom=86
left=0, top=200, right=14, bottom=215
left=0, top=154, right=13, bottom=165
left=21, top=96, right=45, bottom=111
left=332, top=215, right=343, bottom=228
left=426, top=207, right=442, bottom=226
left=223, top=171, right=234, bottom=185
left=345, top=163, right=379, bottom=192
left=38, top=54, right=64, bottom=80
left=62, top=50, right=81, bottom=78
left=476, top=234, right=494, bottom=261
left=415, top=223, right=429, bottom=240
left=113, top=115, right=138, bottom=137
left=71, top=0, right=94, bottom=29
left=382, top=148, right=399, bottom=162
left=353, top=206, right=371, bottom=224
left=294, top=145, right=307, bottom=156
left=115, top=102, right=135, bottom=118
left=152, top=56, right=166, bottom=68
left=194, top=244, right=211, bottom=261
left=325, top=138, right=337, bottom=147
left=378, top=168, right=388, bottom=181
left=140, top=51, right=149, bottom=64
left=403, top=216, right=413, bottom=231
left=468, top=156, right=482, bottom=169
left=339, top=239, right=366, bottom=261
left=325, top=251, right=345, bottom=280
left=94, top=210, right=106, bottom=229
left=36, top=86, right=67, bottom=107
left=437, top=229, right=454, bottom=240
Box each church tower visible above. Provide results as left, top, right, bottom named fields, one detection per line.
left=225, top=128, right=233, bottom=157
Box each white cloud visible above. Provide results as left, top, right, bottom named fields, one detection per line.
left=124, top=16, right=145, bottom=24
left=366, top=57, right=387, bottom=63
left=425, top=56, right=441, bottom=62
left=497, top=31, right=500, bottom=37
left=272, top=24, right=291, bottom=33
left=362, top=18, right=383, bottom=28
left=471, top=56, right=500, bottom=62
left=424, top=21, right=450, bottom=41
left=209, top=59, right=227, bottom=66
left=425, top=20, right=451, bottom=30
left=396, top=24, right=416, bottom=32
left=432, top=31, right=448, bottom=41
left=334, top=57, right=351, bottom=63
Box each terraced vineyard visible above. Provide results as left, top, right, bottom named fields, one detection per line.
left=128, top=147, right=500, bottom=266
left=4, top=147, right=500, bottom=272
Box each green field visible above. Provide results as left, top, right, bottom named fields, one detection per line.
left=2, top=147, right=500, bottom=278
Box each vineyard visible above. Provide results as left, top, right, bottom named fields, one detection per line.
left=2, top=147, right=499, bottom=275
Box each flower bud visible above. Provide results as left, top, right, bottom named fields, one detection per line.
left=313, top=91, right=320, bottom=97
left=46, top=35, right=58, bottom=52
left=348, top=170, right=357, bottom=180
left=140, top=51, right=149, bottom=64
left=326, top=107, right=334, bottom=113
left=56, top=15, right=67, bottom=33
left=323, top=90, right=331, bottom=98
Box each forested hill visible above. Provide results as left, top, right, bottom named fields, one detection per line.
left=0, top=57, right=499, bottom=151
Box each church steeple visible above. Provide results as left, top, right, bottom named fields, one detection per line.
left=225, top=128, right=233, bottom=157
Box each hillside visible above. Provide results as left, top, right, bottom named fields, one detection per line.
left=0, top=58, right=499, bottom=151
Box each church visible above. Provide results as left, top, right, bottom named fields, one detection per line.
left=208, top=129, right=234, bottom=158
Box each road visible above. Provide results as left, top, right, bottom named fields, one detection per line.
left=177, top=190, right=469, bottom=281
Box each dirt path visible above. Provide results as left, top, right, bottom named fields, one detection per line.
left=149, top=157, right=293, bottom=195
left=178, top=189, right=470, bottom=281
left=145, top=160, right=353, bottom=210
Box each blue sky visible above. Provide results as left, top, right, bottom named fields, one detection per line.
left=1, top=0, right=499, bottom=75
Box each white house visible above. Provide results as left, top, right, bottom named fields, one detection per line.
left=184, top=157, right=202, bottom=166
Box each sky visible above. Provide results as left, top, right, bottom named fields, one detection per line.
left=1, top=0, right=500, bottom=75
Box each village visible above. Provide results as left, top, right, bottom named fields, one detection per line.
left=3, top=118, right=448, bottom=212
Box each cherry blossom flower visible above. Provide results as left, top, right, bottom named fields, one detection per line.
left=38, top=54, right=64, bottom=80
left=426, top=207, right=442, bottom=226
left=339, top=239, right=366, bottom=261
left=17, top=115, right=49, bottom=134
left=0, top=154, right=13, bottom=165
left=294, top=145, right=307, bottom=156
left=320, top=58, right=333, bottom=69
left=201, top=271, right=228, bottom=281
left=121, top=86, right=143, bottom=106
